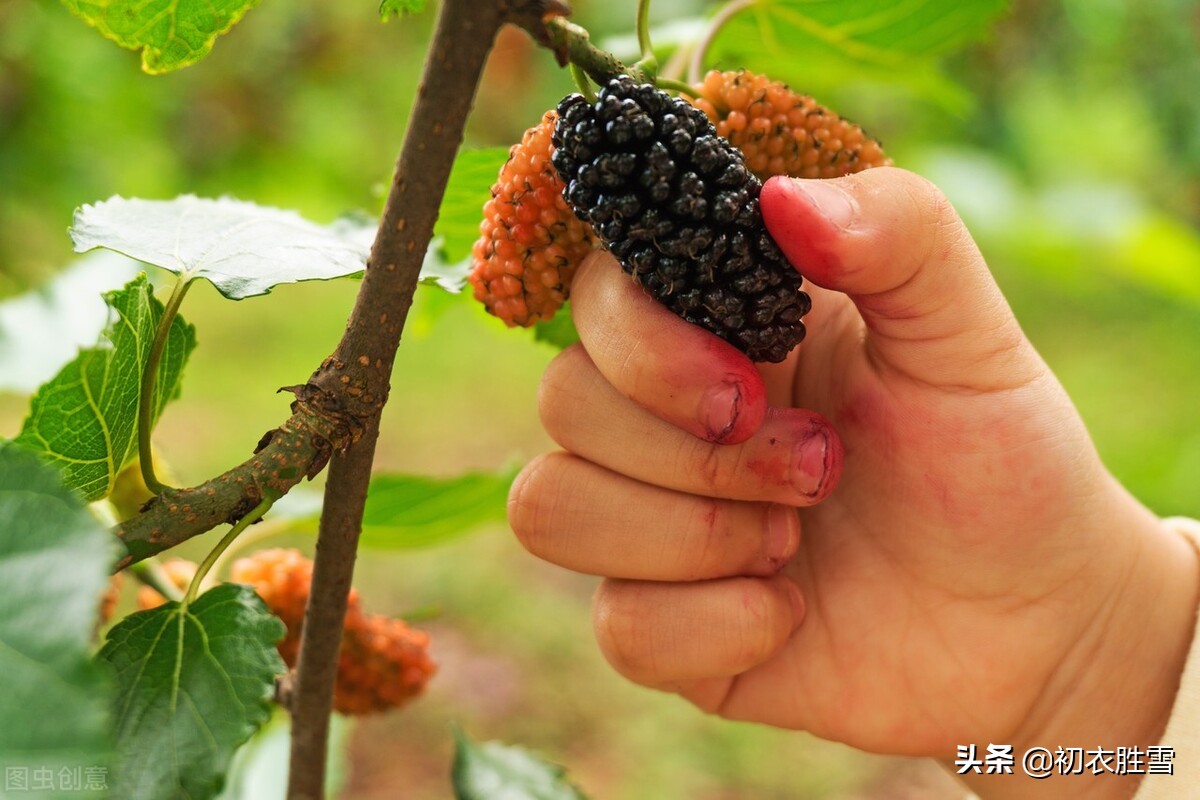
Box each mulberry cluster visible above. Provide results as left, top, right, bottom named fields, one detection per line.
left=552, top=76, right=810, bottom=362
left=687, top=70, right=891, bottom=180
left=334, top=614, right=437, bottom=715
left=230, top=548, right=435, bottom=715
left=469, top=110, right=597, bottom=327
left=135, top=549, right=435, bottom=715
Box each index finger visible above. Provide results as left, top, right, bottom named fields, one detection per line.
left=571, top=250, right=767, bottom=445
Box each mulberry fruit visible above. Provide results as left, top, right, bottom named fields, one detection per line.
left=335, top=614, right=437, bottom=715
left=470, top=110, right=597, bottom=327
left=230, top=547, right=361, bottom=668
left=687, top=70, right=891, bottom=180
left=230, top=548, right=434, bottom=715
left=552, top=76, right=810, bottom=363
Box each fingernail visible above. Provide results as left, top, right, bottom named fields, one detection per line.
left=764, top=504, right=799, bottom=569
left=794, top=180, right=857, bottom=230
left=700, top=381, right=741, bottom=442
left=792, top=428, right=829, bottom=497
left=787, top=580, right=806, bottom=625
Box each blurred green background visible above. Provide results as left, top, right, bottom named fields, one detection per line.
left=1, top=0, right=1198, bottom=797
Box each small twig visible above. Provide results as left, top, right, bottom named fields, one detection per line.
left=139, top=276, right=192, bottom=494
left=546, top=17, right=646, bottom=84
left=688, top=0, right=755, bottom=85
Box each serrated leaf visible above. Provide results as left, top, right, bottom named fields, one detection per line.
left=59, top=0, right=261, bottom=74
left=97, top=584, right=286, bottom=800
left=533, top=304, right=580, bottom=350
left=0, top=251, right=140, bottom=393
left=354, top=468, right=517, bottom=549
left=380, top=0, right=426, bottom=21
left=709, top=0, right=1009, bottom=105
left=0, top=444, right=116, bottom=798
left=452, top=729, right=588, bottom=800
left=13, top=274, right=196, bottom=501
left=71, top=195, right=370, bottom=300
left=436, top=147, right=511, bottom=263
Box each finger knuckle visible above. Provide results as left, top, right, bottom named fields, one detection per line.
left=593, top=582, right=658, bottom=680
left=537, top=345, right=593, bottom=438
left=684, top=438, right=741, bottom=497
left=506, top=453, right=565, bottom=555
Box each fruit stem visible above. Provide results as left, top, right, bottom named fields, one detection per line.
left=546, top=17, right=649, bottom=84
left=688, top=0, right=755, bottom=85
left=655, top=76, right=697, bottom=95
left=138, top=275, right=192, bottom=496
left=183, top=492, right=277, bottom=608
left=634, top=0, right=657, bottom=75
left=570, top=62, right=597, bottom=102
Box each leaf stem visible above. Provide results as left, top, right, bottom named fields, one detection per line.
left=183, top=493, right=276, bottom=608
left=129, top=559, right=185, bottom=604
left=688, top=0, right=756, bottom=85
left=206, top=516, right=294, bottom=582
left=139, top=276, right=192, bottom=495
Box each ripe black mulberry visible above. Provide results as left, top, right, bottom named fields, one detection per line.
left=552, top=76, right=810, bottom=363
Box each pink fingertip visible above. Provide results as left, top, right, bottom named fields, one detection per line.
left=761, top=176, right=845, bottom=281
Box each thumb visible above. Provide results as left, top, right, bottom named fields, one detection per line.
left=761, top=168, right=1038, bottom=392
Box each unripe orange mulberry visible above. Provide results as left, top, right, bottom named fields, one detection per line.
left=230, top=548, right=434, bottom=715
left=334, top=614, right=436, bottom=715
left=686, top=70, right=891, bottom=180
left=469, top=110, right=597, bottom=327
left=231, top=547, right=361, bottom=666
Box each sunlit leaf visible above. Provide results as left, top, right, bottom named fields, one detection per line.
left=97, top=584, right=286, bottom=800
left=359, top=468, right=517, bottom=549
left=437, top=147, right=510, bottom=263
left=380, top=0, right=426, bottom=21
left=707, top=0, right=1009, bottom=107
left=1116, top=215, right=1200, bottom=302
left=59, top=0, right=262, bottom=74
left=419, top=238, right=472, bottom=293
left=0, top=251, right=139, bottom=393
left=71, top=195, right=370, bottom=300
left=13, top=274, right=196, bottom=501
left=0, top=444, right=116, bottom=794
left=453, top=728, right=588, bottom=800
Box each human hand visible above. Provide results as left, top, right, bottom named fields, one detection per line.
left=509, top=167, right=1198, bottom=797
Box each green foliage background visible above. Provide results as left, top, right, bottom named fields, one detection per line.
left=1, top=0, right=1198, bottom=797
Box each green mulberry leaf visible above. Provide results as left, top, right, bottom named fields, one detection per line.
left=59, top=0, right=262, bottom=74
left=97, top=584, right=286, bottom=800
left=13, top=274, right=195, bottom=501
left=0, top=444, right=116, bottom=799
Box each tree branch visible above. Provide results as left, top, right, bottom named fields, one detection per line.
left=284, top=0, right=545, bottom=796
